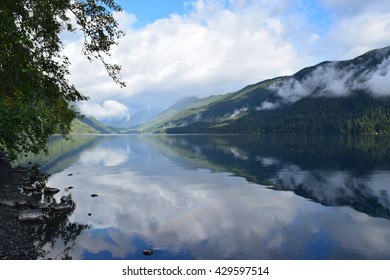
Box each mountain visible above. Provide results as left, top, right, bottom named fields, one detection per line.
left=70, top=119, right=100, bottom=134
left=101, top=109, right=161, bottom=129
left=136, top=46, right=390, bottom=135
left=132, top=96, right=227, bottom=133
left=74, top=116, right=120, bottom=134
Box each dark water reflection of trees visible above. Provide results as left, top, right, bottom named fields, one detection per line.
left=146, top=135, right=390, bottom=220
left=35, top=212, right=89, bottom=259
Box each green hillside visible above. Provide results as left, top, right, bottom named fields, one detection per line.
left=70, top=118, right=100, bottom=134
left=132, top=95, right=227, bottom=133
left=136, top=46, right=390, bottom=135
left=167, top=91, right=390, bottom=134
left=69, top=115, right=120, bottom=134
left=79, top=116, right=119, bottom=134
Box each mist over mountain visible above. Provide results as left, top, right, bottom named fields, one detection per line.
left=101, top=109, right=161, bottom=128
left=270, top=46, right=390, bottom=103
left=130, top=46, right=390, bottom=135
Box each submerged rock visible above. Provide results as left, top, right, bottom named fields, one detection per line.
left=143, top=249, right=154, bottom=256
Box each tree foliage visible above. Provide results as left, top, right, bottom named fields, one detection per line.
left=0, top=0, right=124, bottom=158
left=166, top=92, right=390, bottom=135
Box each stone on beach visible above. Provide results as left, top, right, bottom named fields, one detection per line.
left=43, top=187, right=60, bottom=195
left=18, top=210, right=44, bottom=222
left=52, top=203, right=74, bottom=213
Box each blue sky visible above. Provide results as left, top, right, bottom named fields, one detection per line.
left=62, top=0, right=390, bottom=120
left=115, top=0, right=187, bottom=27
left=116, top=0, right=332, bottom=32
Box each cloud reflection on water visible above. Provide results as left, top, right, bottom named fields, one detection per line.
left=43, top=135, right=390, bottom=259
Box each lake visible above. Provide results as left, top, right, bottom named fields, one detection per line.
left=17, top=134, right=390, bottom=259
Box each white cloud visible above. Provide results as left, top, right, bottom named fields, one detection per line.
left=364, top=57, right=390, bottom=96
left=256, top=101, right=279, bottom=110
left=323, top=14, right=390, bottom=59
left=269, top=55, right=390, bottom=102
left=79, top=100, right=129, bottom=119
left=61, top=0, right=390, bottom=118
left=322, top=0, right=390, bottom=17
left=62, top=0, right=309, bottom=115
left=229, top=107, right=249, bottom=118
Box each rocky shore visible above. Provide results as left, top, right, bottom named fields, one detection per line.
left=0, top=153, right=41, bottom=259
left=0, top=153, right=76, bottom=259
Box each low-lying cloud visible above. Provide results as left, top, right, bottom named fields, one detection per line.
left=79, top=100, right=129, bottom=119
left=229, top=107, right=249, bottom=119
left=269, top=51, right=390, bottom=103
left=256, top=101, right=280, bottom=111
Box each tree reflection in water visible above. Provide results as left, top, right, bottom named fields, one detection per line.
left=36, top=211, right=89, bottom=259
left=22, top=179, right=89, bottom=260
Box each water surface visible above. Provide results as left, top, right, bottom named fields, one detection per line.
left=19, top=135, right=390, bottom=259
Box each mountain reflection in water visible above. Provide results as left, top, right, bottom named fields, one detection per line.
left=20, top=135, right=390, bottom=259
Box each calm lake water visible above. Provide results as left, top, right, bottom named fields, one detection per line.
left=18, top=134, right=390, bottom=259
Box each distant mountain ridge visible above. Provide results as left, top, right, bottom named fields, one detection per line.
left=101, top=109, right=161, bottom=128
left=71, top=116, right=119, bottom=134
left=129, top=46, right=390, bottom=135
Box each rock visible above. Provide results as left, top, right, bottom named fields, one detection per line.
left=52, top=202, right=74, bottom=212
left=143, top=249, right=154, bottom=256
left=30, top=174, right=45, bottom=181
left=0, top=199, right=29, bottom=208
left=0, top=199, right=18, bottom=207
left=43, top=187, right=60, bottom=195
left=15, top=167, right=29, bottom=173
left=34, top=202, right=51, bottom=210
left=22, top=185, right=38, bottom=192
left=31, top=191, right=42, bottom=196
left=68, top=173, right=73, bottom=176
left=90, top=194, right=98, bottom=198
left=15, top=199, right=28, bottom=207
left=68, top=186, right=74, bottom=190
left=18, top=210, right=44, bottom=222
left=60, top=196, right=71, bottom=203
left=88, top=213, right=92, bottom=216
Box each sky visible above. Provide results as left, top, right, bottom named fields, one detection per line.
left=62, top=0, right=390, bottom=120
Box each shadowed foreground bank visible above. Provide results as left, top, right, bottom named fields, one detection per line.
left=0, top=153, right=39, bottom=259
left=0, top=152, right=87, bottom=260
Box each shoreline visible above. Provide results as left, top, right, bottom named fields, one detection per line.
left=0, top=153, right=41, bottom=259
